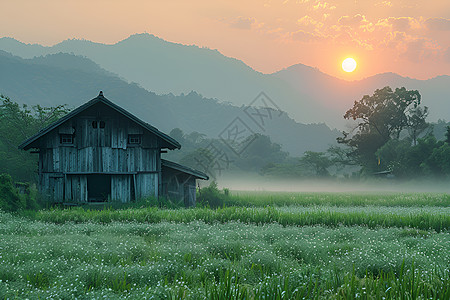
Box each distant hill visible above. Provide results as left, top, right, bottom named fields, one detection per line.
left=0, top=35, right=303, bottom=109
left=1, top=34, right=448, bottom=129
left=273, top=65, right=450, bottom=126
left=0, top=51, right=338, bottom=157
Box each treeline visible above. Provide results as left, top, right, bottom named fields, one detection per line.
left=166, top=86, right=450, bottom=180
left=0, top=95, right=68, bottom=182
left=0, top=173, right=40, bottom=211
left=337, top=86, right=450, bottom=178
left=164, top=128, right=351, bottom=179
left=256, top=87, right=450, bottom=179
left=0, top=95, right=68, bottom=211
left=1, top=87, right=450, bottom=191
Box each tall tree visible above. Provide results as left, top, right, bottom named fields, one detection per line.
left=338, top=86, right=421, bottom=171
left=169, top=128, right=185, bottom=143
left=299, top=151, right=332, bottom=177
left=407, top=106, right=430, bottom=146
left=0, top=95, right=69, bottom=182
left=445, top=126, right=450, bottom=144
left=236, top=134, right=288, bottom=171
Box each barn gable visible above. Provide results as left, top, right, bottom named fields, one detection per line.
left=19, top=91, right=180, bottom=151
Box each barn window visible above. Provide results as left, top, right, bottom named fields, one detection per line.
left=128, top=134, right=141, bottom=145
left=92, top=120, right=105, bottom=128
left=60, top=134, right=73, bottom=144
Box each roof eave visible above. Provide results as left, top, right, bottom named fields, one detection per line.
left=18, top=93, right=181, bottom=150
left=18, top=96, right=102, bottom=150
left=162, top=159, right=209, bottom=180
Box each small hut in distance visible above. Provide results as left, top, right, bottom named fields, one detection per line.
left=19, top=92, right=208, bottom=206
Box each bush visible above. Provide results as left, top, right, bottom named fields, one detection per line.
left=197, top=181, right=228, bottom=208
left=0, top=173, right=24, bottom=211
left=0, top=174, right=41, bottom=212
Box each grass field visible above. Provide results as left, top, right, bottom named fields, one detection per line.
left=0, top=192, right=449, bottom=299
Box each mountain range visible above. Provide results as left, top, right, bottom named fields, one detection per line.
left=0, top=33, right=449, bottom=130
left=0, top=50, right=338, bottom=157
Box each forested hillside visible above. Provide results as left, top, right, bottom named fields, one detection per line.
left=0, top=50, right=339, bottom=158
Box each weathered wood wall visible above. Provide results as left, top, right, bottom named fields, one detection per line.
left=161, top=169, right=197, bottom=207
left=38, top=103, right=161, bottom=202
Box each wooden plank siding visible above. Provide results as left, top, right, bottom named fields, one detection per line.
left=41, top=147, right=159, bottom=174
left=135, top=173, right=158, bottom=199
left=63, top=175, right=88, bottom=202
left=111, top=175, right=132, bottom=203
left=38, top=109, right=161, bottom=203
left=161, top=169, right=197, bottom=207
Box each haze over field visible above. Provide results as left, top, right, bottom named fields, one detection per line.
left=218, top=174, right=450, bottom=193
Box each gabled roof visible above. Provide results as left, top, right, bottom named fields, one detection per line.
left=19, top=91, right=181, bottom=150
left=161, top=159, right=209, bottom=180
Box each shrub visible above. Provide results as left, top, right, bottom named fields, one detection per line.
left=0, top=173, right=25, bottom=211
left=197, top=181, right=228, bottom=208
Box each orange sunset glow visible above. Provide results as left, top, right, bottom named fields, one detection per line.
left=1, top=0, right=449, bottom=80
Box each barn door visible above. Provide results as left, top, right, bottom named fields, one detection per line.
left=87, top=174, right=111, bottom=202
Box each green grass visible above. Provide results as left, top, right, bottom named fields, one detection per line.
left=0, top=192, right=449, bottom=299
left=30, top=205, right=450, bottom=232
left=226, top=191, right=450, bottom=207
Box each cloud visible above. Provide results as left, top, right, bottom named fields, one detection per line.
left=227, top=16, right=255, bottom=30
left=390, top=17, right=414, bottom=32
left=259, top=26, right=286, bottom=39
left=425, top=18, right=450, bottom=31
left=297, top=15, right=324, bottom=30
left=338, top=14, right=368, bottom=27
left=375, top=1, right=393, bottom=7
left=290, top=30, right=322, bottom=42
left=384, top=31, right=407, bottom=47
left=313, top=2, right=336, bottom=11
left=376, top=17, right=423, bottom=33
left=400, top=38, right=438, bottom=62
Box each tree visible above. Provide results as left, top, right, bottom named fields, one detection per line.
left=0, top=173, right=24, bottom=212
left=376, top=133, right=450, bottom=179
left=169, top=128, right=185, bottom=143
left=184, top=131, right=206, bottom=145
left=236, top=134, right=288, bottom=171
left=299, top=151, right=332, bottom=177
left=338, top=86, right=421, bottom=171
left=407, top=106, right=430, bottom=145
left=445, top=126, right=450, bottom=144
left=375, top=139, right=414, bottom=177
left=0, top=95, right=69, bottom=182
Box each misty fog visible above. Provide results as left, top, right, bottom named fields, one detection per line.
left=214, top=172, right=450, bottom=194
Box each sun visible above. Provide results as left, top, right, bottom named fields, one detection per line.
left=342, top=57, right=357, bottom=72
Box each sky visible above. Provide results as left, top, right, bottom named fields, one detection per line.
left=1, top=0, right=450, bottom=80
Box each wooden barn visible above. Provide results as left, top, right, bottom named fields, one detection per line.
left=19, top=92, right=208, bottom=206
